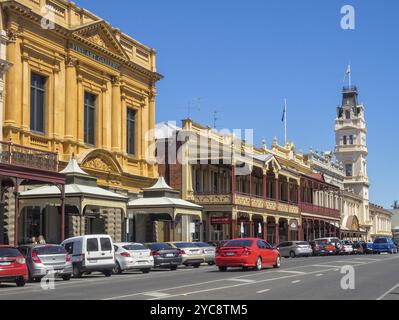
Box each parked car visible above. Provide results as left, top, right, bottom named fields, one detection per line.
left=353, top=241, right=366, bottom=254
left=113, top=243, right=154, bottom=274
left=215, top=238, right=281, bottom=272
left=315, top=237, right=342, bottom=255
left=340, top=240, right=355, bottom=255
left=145, top=243, right=182, bottom=270
left=166, top=242, right=205, bottom=268
left=0, top=245, right=28, bottom=287
left=309, top=240, right=327, bottom=256
left=193, top=242, right=216, bottom=265
left=277, top=241, right=313, bottom=258
left=61, top=235, right=115, bottom=278
left=365, top=242, right=374, bottom=254
left=18, top=244, right=72, bottom=281
left=373, top=237, right=398, bottom=254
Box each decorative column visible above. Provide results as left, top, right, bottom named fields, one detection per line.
left=13, top=179, right=20, bottom=247
left=60, top=186, right=65, bottom=242
left=5, top=25, right=22, bottom=135
left=76, top=71, right=84, bottom=144
left=65, top=57, right=78, bottom=141
left=231, top=165, right=236, bottom=203
left=275, top=222, right=280, bottom=245
left=312, top=219, right=315, bottom=240
left=298, top=224, right=303, bottom=241
left=263, top=221, right=268, bottom=241
left=263, top=172, right=267, bottom=201
left=111, top=76, right=121, bottom=152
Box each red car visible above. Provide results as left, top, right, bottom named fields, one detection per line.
left=0, top=245, right=28, bottom=287
left=215, top=238, right=281, bottom=272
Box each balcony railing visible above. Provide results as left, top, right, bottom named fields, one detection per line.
left=193, top=191, right=299, bottom=214
left=0, top=141, right=58, bottom=172
left=300, top=202, right=340, bottom=219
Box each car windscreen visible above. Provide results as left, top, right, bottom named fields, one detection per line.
left=193, top=242, right=209, bottom=247
left=123, top=244, right=146, bottom=251
left=34, top=246, right=66, bottom=255
left=172, top=242, right=197, bottom=248
left=0, top=248, right=22, bottom=258
left=147, top=243, right=173, bottom=251
left=374, top=238, right=388, bottom=244
left=224, top=240, right=253, bottom=247
left=295, top=242, right=309, bottom=246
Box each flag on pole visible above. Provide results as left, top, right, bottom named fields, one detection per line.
left=281, top=103, right=286, bottom=122
left=343, top=64, right=351, bottom=82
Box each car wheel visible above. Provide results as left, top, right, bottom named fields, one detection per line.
left=113, top=262, right=123, bottom=275
left=289, top=251, right=296, bottom=258
left=255, top=257, right=262, bottom=271
left=218, top=266, right=227, bottom=272
left=15, top=277, right=26, bottom=287
left=73, top=264, right=82, bottom=278
left=103, top=270, right=112, bottom=277
left=193, top=264, right=201, bottom=269
left=141, top=268, right=150, bottom=274
left=62, top=275, right=71, bottom=281
left=170, top=266, right=178, bottom=271
left=208, top=262, right=215, bottom=266
left=273, top=256, right=281, bottom=269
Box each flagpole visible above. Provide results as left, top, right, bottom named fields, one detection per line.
left=284, top=98, right=287, bottom=145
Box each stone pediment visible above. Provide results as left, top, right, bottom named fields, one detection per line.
left=82, top=156, right=119, bottom=175
left=71, top=20, right=128, bottom=60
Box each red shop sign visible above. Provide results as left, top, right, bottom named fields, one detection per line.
left=211, top=217, right=231, bottom=225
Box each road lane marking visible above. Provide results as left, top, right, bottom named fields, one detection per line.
left=277, top=270, right=306, bottom=275
left=146, top=269, right=339, bottom=300
left=291, top=280, right=301, bottom=284
left=316, top=274, right=323, bottom=277
left=353, top=257, right=379, bottom=261
left=102, top=255, right=399, bottom=300
left=334, top=260, right=366, bottom=264
left=377, top=283, right=399, bottom=300
left=257, top=289, right=271, bottom=294
left=144, top=292, right=171, bottom=298
left=228, top=278, right=256, bottom=283
left=313, top=264, right=342, bottom=268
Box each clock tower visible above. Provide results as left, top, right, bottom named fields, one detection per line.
left=335, top=85, right=370, bottom=227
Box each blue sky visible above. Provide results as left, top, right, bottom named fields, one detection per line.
left=75, top=0, right=399, bottom=208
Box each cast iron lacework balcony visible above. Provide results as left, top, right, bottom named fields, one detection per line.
left=193, top=191, right=299, bottom=214
left=0, top=141, right=58, bottom=172
left=300, top=202, right=340, bottom=219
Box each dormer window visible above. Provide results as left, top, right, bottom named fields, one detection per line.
left=349, top=135, right=354, bottom=145
left=345, top=110, right=351, bottom=119
left=343, top=136, right=347, bottom=145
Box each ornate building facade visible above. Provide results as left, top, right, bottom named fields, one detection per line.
left=1, top=0, right=161, bottom=191
left=0, top=0, right=162, bottom=244
left=156, top=120, right=341, bottom=245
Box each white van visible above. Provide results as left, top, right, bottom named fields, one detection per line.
left=61, top=235, right=115, bottom=278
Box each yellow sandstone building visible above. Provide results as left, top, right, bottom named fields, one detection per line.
left=1, top=0, right=162, bottom=193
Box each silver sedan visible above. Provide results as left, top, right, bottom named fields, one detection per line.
left=113, top=243, right=154, bottom=274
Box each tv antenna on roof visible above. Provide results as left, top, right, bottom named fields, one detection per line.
left=213, top=110, right=219, bottom=129
left=186, top=97, right=204, bottom=119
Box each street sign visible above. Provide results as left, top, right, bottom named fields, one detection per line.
left=290, top=219, right=298, bottom=231
left=210, top=217, right=231, bottom=225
